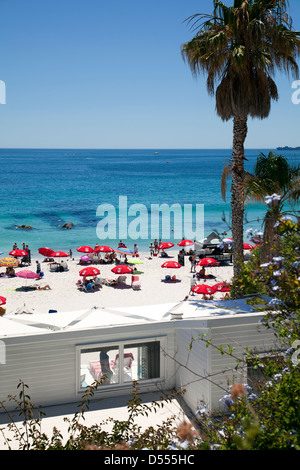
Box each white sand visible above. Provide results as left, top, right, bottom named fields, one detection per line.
left=1, top=251, right=234, bottom=315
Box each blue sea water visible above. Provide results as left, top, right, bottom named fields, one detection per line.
left=0, top=148, right=298, bottom=257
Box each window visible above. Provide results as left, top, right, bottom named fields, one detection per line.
left=246, top=351, right=285, bottom=395
left=78, top=339, right=163, bottom=390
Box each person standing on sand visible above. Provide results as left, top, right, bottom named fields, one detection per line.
left=154, top=239, right=158, bottom=254
left=189, top=254, right=196, bottom=273
left=36, top=260, right=41, bottom=275
left=149, top=242, right=154, bottom=257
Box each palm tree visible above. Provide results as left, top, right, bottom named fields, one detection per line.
left=244, top=151, right=300, bottom=261
left=181, top=0, right=300, bottom=283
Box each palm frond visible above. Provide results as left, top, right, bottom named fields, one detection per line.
left=221, top=164, right=232, bottom=201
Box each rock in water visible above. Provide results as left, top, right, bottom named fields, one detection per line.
left=61, top=222, right=74, bottom=229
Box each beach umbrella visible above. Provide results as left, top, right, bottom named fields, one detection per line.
left=158, top=242, right=174, bottom=250
left=223, top=238, right=233, bottom=243
left=197, top=258, right=217, bottom=267
left=9, top=249, right=28, bottom=257
left=77, top=246, right=94, bottom=253
left=243, top=243, right=253, bottom=250
left=16, top=270, right=40, bottom=279
left=127, top=258, right=143, bottom=265
left=115, top=247, right=134, bottom=255
left=213, top=282, right=230, bottom=292
left=38, top=247, right=54, bottom=257
left=111, top=265, right=133, bottom=275
left=210, top=239, right=221, bottom=245
left=177, top=239, right=194, bottom=247
left=52, top=251, right=69, bottom=257
left=95, top=246, right=114, bottom=253
left=79, top=266, right=100, bottom=277
left=0, top=296, right=6, bottom=306
left=80, top=255, right=90, bottom=262
left=192, top=284, right=215, bottom=295
left=0, top=257, right=20, bottom=267
left=161, top=261, right=181, bottom=269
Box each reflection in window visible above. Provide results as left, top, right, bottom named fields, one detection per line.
left=79, top=341, right=161, bottom=389
left=124, top=342, right=160, bottom=382
left=80, top=346, right=119, bottom=388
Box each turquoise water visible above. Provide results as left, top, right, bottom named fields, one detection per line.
left=0, top=148, right=298, bottom=257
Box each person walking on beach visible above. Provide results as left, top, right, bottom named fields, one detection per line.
left=190, top=254, right=196, bottom=273
left=154, top=239, right=158, bottom=254
left=36, top=260, right=41, bottom=275
left=149, top=242, right=154, bottom=257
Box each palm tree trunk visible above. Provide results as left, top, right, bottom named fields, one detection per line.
left=261, top=207, right=281, bottom=263
left=231, top=114, right=248, bottom=285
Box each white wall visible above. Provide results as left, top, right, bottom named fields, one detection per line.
left=0, top=322, right=176, bottom=412
left=174, top=314, right=280, bottom=415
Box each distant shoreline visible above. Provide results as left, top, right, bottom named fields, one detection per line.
left=277, top=146, right=300, bottom=151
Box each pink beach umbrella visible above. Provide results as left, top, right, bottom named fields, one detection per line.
left=16, top=270, right=40, bottom=279
left=77, top=246, right=94, bottom=253
left=111, top=265, right=133, bottom=275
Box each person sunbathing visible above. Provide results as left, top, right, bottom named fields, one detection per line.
left=29, top=284, right=51, bottom=291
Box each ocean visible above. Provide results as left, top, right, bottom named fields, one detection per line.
left=0, top=148, right=298, bottom=257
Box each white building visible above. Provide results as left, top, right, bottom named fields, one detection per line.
left=0, top=298, right=280, bottom=416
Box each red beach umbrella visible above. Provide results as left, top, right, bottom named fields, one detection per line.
left=77, top=246, right=94, bottom=253
left=111, top=265, right=133, bottom=275
left=243, top=243, right=253, bottom=250
left=213, top=282, right=230, bottom=292
left=52, top=251, right=69, bottom=258
left=192, top=284, right=215, bottom=295
left=16, top=270, right=40, bottom=279
left=95, top=246, right=115, bottom=253
left=0, top=296, right=6, bottom=306
left=79, top=266, right=100, bottom=277
left=161, top=261, right=181, bottom=269
left=177, top=239, right=194, bottom=247
left=38, top=247, right=54, bottom=257
left=158, top=242, right=174, bottom=250
left=9, top=249, right=28, bottom=257
left=197, top=257, right=217, bottom=267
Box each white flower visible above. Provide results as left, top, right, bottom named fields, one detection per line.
left=268, top=298, right=283, bottom=306
left=260, top=262, right=272, bottom=268
left=265, top=193, right=281, bottom=207
left=273, top=256, right=284, bottom=263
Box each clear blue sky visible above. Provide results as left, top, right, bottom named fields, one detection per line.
left=0, top=0, right=300, bottom=149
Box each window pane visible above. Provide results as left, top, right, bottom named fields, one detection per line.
left=124, top=341, right=160, bottom=382
left=80, top=346, right=119, bottom=387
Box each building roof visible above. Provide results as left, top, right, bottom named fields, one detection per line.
left=0, top=297, right=269, bottom=339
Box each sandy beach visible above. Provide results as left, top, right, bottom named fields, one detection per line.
left=1, top=250, right=234, bottom=316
